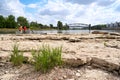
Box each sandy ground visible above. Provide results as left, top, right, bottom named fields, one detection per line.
left=0, top=33, right=120, bottom=80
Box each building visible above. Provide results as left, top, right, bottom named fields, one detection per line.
left=106, top=22, right=120, bottom=30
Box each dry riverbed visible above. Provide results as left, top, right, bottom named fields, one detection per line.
left=0, top=32, right=120, bottom=80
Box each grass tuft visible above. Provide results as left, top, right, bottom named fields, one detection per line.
left=10, top=44, right=24, bottom=66
left=32, top=44, right=62, bottom=73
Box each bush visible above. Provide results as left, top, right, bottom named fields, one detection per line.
left=10, top=44, right=24, bottom=66
left=32, top=44, right=62, bottom=73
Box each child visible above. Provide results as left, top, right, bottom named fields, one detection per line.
left=19, top=26, right=23, bottom=33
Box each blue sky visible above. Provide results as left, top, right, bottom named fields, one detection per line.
left=0, top=0, right=120, bottom=26
left=20, top=0, right=41, bottom=5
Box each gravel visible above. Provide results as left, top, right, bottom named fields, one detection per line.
left=0, top=62, right=120, bottom=80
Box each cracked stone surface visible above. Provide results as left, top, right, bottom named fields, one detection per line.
left=0, top=33, right=120, bottom=80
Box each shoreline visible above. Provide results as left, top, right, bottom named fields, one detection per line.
left=0, top=32, right=120, bottom=79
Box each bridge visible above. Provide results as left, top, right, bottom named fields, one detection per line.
left=68, top=23, right=90, bottom=29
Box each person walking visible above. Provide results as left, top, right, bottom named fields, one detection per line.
left=19, top=26, right=23, bottom=33
left=23, top=26, right=27, bottom=33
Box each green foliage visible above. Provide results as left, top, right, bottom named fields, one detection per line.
left=50, top=24, right=54, bottom=28
left=0, top=15, right=17, bottom=28
left=91, top=24, right=106, bottom=30
left=32, top=44, right=62, bottom=73
left=63, top=23, right=69, bottom=30
left=30, top=21, right=39, bottom=28
left=57, top=21, right=63, bottom=30
left=17, top=16, right=29, bottom=27
left=6, top=15, right=17, bottom=28
left=10, top=44, right=24, bottom=66
left=0, top=15, right=5, bottom=28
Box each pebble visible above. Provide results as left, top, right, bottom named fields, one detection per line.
left=5, top=71, right=9, bottom=74
left=0, top=63, right=4, bottom=67
left=15, top=70, right=19, bottom=74
left=66, top=78, right=75, bottom=80
left=63, top=75, right=67, bottom=79
left=77, top=70, right=81, bottom=73
left=75, top=73, right=81, bottom=77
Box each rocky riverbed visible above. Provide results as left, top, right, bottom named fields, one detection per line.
left=0, top=32, right=120, bottom=80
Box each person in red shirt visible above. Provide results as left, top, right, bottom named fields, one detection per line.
left=23, top=26, right=27, bottom=33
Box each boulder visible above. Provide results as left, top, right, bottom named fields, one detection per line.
left=91, top=57, right=120, bottom=72
left=92, top=31, right=108, bottom=34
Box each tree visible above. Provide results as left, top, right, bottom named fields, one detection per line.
left=63, top=23, right=69, bottom=30
left=17, top=16, right=29, bottom=27
left=57, top=21, right=63, bottom=30
left=0, top=15, right=5, bottom=28
left=5, top=15, right=16, bottom=28
left=30, top=21, right=39, bottom=28
left=50, top=24, right=53, bottom=29
left=38, top=23, right=43, bottom=29
left=91, top=24, right=106, bottom=30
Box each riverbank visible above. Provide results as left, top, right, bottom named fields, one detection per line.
left=0, top=32, right=120, bottom=80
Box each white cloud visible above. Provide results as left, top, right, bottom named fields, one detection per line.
left=0, top=0, right=120, bottom=26
left=0, top=0, right=25, bottom=17
left=27, top=4, right=37, bottom=8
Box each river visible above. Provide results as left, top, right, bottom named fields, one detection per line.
left=25, top=30, right=120, bottom=34
left=0, top=29, right=120, bottom=34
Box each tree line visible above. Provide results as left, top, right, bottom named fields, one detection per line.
left=0, top=15, right=69, bottom=30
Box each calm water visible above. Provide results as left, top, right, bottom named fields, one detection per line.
left=0, top=30, right=120, bottom=34
left=31, top=30, right=120, bottom=34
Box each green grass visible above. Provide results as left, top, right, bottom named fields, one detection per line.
left=32, top=44, right=62, bottom=73
left=10, top=44, right=24, bottom=66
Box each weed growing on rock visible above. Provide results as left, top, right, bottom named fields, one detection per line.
left=32, top=44, right=62, bottom=73
left=10, top=44, right=24, bottom=66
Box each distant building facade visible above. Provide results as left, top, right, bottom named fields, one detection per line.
left=106, top=22, right=120, bottom=29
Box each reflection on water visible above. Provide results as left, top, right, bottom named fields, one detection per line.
left=0, top=30, right=120, bottom=34
left=31, top=30, right=120, bottom=34
left=33, top=30, right=90, bottom=34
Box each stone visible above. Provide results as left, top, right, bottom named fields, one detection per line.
left=75, top=73, right=81, bottom=77
left=77, top=70, right=81, bottom=73
left=92, top=31, right=108, bottom=34
left=91, top=57, right=120, bottom=72
left=63, top=75, right=67, bottom=79
left=69, top=38, right=81, bottom=42
left=0, top=63, right=4, bottom=67
left=66, top=78, right=75, bottom=80
left=5, top=71, right=9, bottom=74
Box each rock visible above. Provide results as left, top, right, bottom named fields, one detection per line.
left=92, top=31, right=108, bottom=34
left=119, top=69, right=120, bottom=74
left=0, top=52, right=10, bottom=62
left=75, top=73, right=81, bottom=77
left=50, top=37, right=61, bottom=40
left=69, top=38, right=81, bottom=42
left=63, top=75, right=67, bottom=79
left=5, top=71, right=9, bottom=74
left=15, top=70, right=19, bottom=74
left=62, top=54, right=92, bottom=67
left=59, top=77, right=63, bottom=80
left=66, top=78, right=75, bottom=80
left=0, top=62, right=5, bottom=67
left=104, top=42, right=120, bottom=49
left=61, top=37, right=69, bottom=40
left=109, top=32, right=120, bottom=36
left=91, top=57, right=120, bottom=72
left=113, top=71, right=119, bottom=76
left=77, top=70, right=81, bottom=73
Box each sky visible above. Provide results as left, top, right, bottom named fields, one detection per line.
left=0, top=0, right=120, bottom=26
